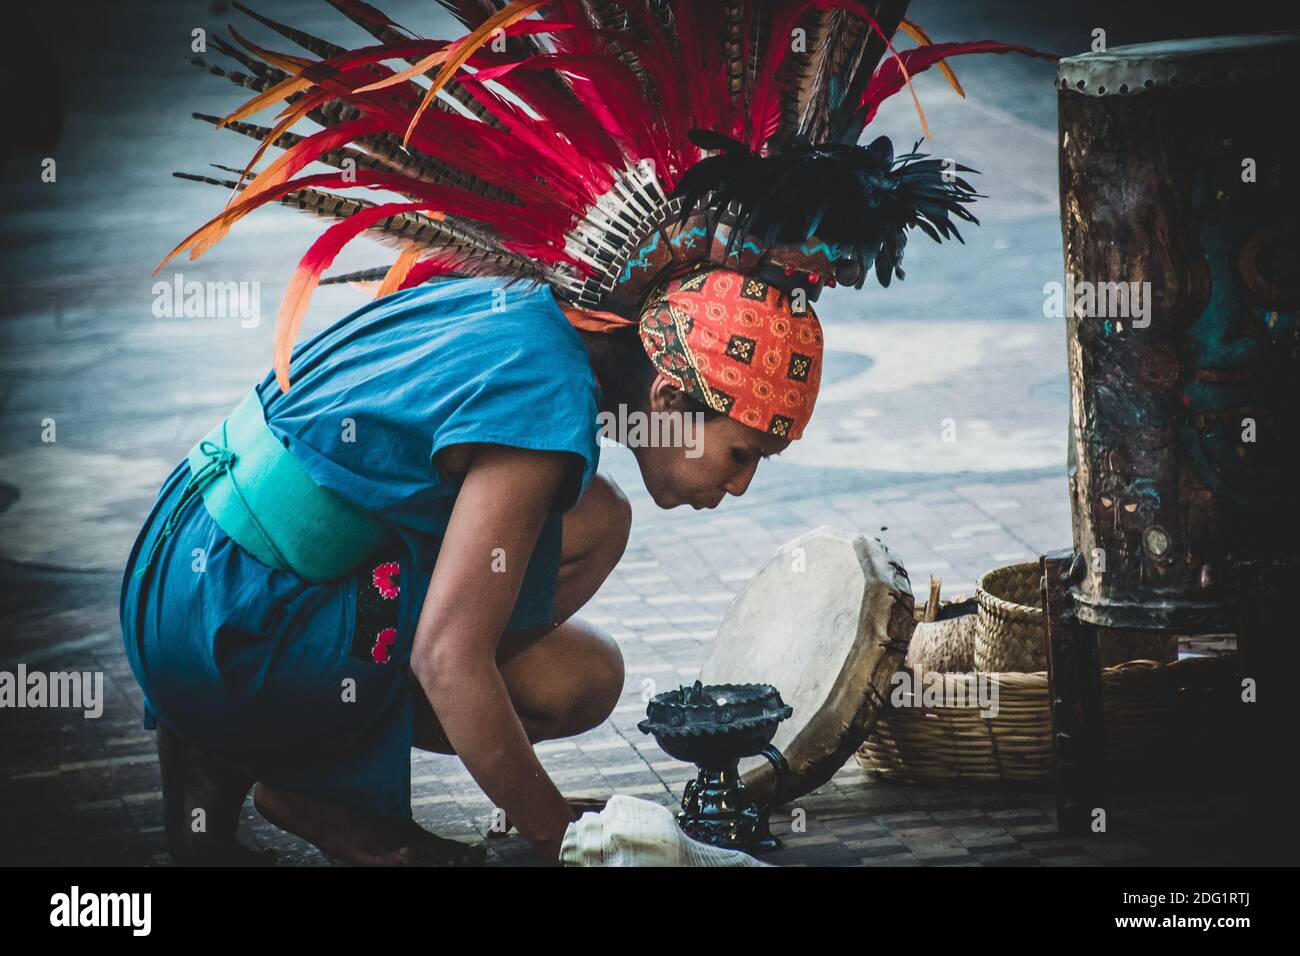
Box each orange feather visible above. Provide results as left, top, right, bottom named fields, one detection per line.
left=274, top=265, right=321, bottom=392
left=376, top=247, right=422, bottom=298
left=155, top=199, right=255, bottom=275
left=351, top=47, right=452, bottom=95
left=898, top=18, right=966, bottom=98
left=218, top=73, right=315, bottom=127
left=217, top=91, right=328, bottom=219
left=227, top=26, right=314, bottom=74
left=353, top=0, right=548, bottom=146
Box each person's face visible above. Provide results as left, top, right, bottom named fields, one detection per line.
left=630, top=374, right=792, bottom=510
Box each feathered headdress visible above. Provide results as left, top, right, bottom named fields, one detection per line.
left=157, top=0, right=1052, bottom=391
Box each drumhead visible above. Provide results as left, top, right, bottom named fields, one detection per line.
left=1058, top=32, right=1300, bottom=96
left=698, top=526, right=915, bottom=804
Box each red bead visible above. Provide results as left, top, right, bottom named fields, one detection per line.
left=783, top=264, right=795, bottom=276
left=808, top=272, right=820, bottom=284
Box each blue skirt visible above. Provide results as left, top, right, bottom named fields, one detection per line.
left=119, top=458, right=565, bottom=821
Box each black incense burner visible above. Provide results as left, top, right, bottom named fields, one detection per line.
left=638, top=681, right=792, bottom=853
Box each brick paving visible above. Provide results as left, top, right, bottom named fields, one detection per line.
left=0, top=0, right=1272, bottom=866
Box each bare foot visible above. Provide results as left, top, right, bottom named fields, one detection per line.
left=157, top=721, right=278, bottom=866
left=253, top=782, right=486, bottom=866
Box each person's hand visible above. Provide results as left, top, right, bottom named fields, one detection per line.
left=488, top=797, right=607, bottom=840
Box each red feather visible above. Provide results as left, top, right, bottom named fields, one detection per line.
left=397, top=256, right=461, bottom=290
left=454, top=72, right=610, bottom=204
left=859, top=40, right=1057, bottom=126
left=479, top=52, right=668, bottom=174
left=498, top=71, right=627, bottom=172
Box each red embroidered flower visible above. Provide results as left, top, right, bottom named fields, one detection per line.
left=372, top=561, right=400, bottom=600
left=371, top=627, right=397, bottom=664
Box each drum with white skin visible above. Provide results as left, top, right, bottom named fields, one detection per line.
left=700, top=526, right=916, bottom=805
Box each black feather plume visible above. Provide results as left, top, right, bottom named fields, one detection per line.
left=671, top=130, right=983, bottom=288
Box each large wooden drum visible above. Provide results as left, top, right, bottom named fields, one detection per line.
left=1057, top=34, right=1300, bottom=632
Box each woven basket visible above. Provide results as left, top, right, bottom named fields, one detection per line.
left=857, top=561, right=1228, bottom=782
left=975, top=563, right=1047, bottom=672
left=858, top=655, right=1241, bottom=782
left=974, top=562, right=1180, bottom=671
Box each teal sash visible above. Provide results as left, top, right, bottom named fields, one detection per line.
left=136, top=387, right=391, bottom=584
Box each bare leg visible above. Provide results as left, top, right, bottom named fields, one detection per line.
left=411, top=617, right=626, bottom=754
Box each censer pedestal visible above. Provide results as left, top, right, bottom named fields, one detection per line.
left=638, top=681, right=792, bottom=854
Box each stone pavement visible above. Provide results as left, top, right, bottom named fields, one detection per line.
left=0, top=0, right=1269, bottom=866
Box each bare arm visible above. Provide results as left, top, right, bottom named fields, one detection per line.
left=409, top=443, right=577, bottom=862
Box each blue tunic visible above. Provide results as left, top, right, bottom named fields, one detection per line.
left=119, top=278, right=602, bottom=820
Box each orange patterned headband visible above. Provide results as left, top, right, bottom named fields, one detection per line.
left=567, top=266, right=823, bottom=440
